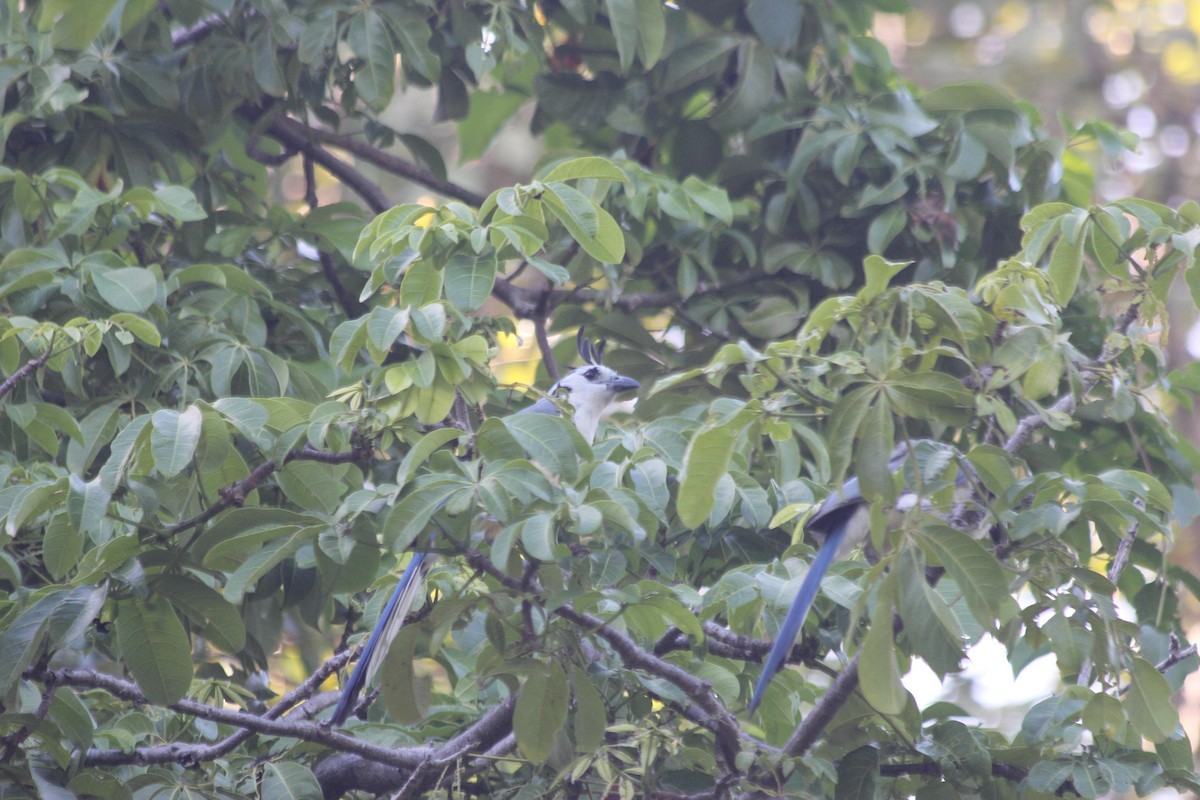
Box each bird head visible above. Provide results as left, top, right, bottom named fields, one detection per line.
left=545, top=329, right=640, bottom=443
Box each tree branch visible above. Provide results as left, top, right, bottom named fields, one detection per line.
left=171, top=13, right=228, bottom=47
left=0, top=350, right=51, bottom=402
left=313, top=695, right=517, bottom=798
left=270, top=115, right=485, bottom=207
left=28, top=663, right=426, bottom=770
left=241, top=107, right=392, bottom=213
left=168, top=443, right=372, bottom=537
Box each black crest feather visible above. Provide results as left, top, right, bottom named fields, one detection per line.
left=576, top=327, right=606, bottom=366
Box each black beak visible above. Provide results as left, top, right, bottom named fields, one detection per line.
left=608, top=376, right=640, bottom=393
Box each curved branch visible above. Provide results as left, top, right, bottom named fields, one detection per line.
left=27, top=664, right=426, bottom=770
left=271, top=116, right=485, bottom=207
left=244, top=108, right=392, bottom=213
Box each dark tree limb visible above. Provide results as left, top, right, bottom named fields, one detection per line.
left=169, top=443, right=372, bottom=537
left=313, top=695, right=517, bottom=798
left=28, top=663, right=425, bottom=769
left=269, top=115, right=485, bottom=207
left=247, top=109, right=392, bottom=213
left=0, top=349, right=52, bottom=402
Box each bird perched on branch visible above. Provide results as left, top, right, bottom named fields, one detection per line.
left=748, top=441, right=968, bottom=713
left=330, top=329, right=639, bottom=725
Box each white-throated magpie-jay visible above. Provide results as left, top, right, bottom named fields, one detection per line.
left=748, top=441, right=965, bottom=713
left=330, top=330, right=639, bottom=725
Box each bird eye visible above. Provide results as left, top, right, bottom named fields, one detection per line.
left=584, top=367, right=600, bottom=380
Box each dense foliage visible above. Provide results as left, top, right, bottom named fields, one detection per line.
left=2, top=0, right=1200, bottom=798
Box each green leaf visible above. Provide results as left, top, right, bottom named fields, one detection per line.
left=116, top=596, right=193, bottom=705
left=502, top=413, right=585, bottom=483
left=966, top=444, right=1016, bottom=497
left=859, top=255, right=909, bottom=302
left=378, top=5, right=441, bottom=82
left=157, top=576, right=247, bottom=653
left=542, top=183, right=625, bottom=264
left=277, top=461, right=343, bottom=514
left=93, top=266, right=158, bottom=313
left=259, top=763, right=322, bottom=800
left=109, top=312, right=162, bottom=346
left=519, top=513, right=557, bottom=561
left=222, top=530, right=311, bottom=604
left=678, top=408, right=753, bottom=528
left=380, top=624, right=425, bottom=723
left=747, top=0, right=803, bottom=54
left=41, top=0, right=119, bottom=50
left=150, top=406, right=202, bottom=477
left=49, top=689, right=95, bottom=750
left=0, top=586, right=105, bottom=694
left=681, top=175, right=733, bottom=224
left=1081, top=692, right=1127, bottom=742
left=826, top=385, right=874, bottom=480
left=1048, top=224, right=1086, bottom=306
left=514, top=663, right=569, bottom=763
left=858, top=584, right=907, bottom=715
left=458, top=92, right=526, bottom=162
left=710, top=42, right=776, bottom=133
left=43, top=514, right=83, bottom=580
left=542, top=156, right=628, bottom=184
left=444, top=252, right=497, bottom=312
left=395, top=428, right=464, bottom=490
left=915, top=524, right=1007, bottom=627
left=884, top=372, right=975, bottom=424
left=152, top=186, right=207, bottom=221
left=662, top=35, right=739, bottom=93
left=383, top=481, right=464, bottom=551
left=365, top=305, right=410, bottom=357
left=634, top=0, right=666, bottom=68
left=1123, top=657, right=1179, bottom=742
left=921, top=81, right=1019, bottom=112
left=896, top=548, right=965, bottom=676
left=604, top=0, right=638, bottom=72
left=347, top=9, right=396, bottom=110
left=569, top=666, right=607, bottom=753
left=854, top=397, right=894, bottom=500
left=834, top=746, right=879, bottom=800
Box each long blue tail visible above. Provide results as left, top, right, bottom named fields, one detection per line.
left=748, top=524, right=847, bottom=713
left=330, top=549, right=432, bottom=725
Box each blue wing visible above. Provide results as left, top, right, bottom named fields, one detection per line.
left=331, top=393, right=565, bottom=724
left=748, top=516, right=852, bottom=713
left=330, top=547, right=433, bottom=725
left=748, top=464, right=877, bottom=713
left=748, top=442, right=964, bottom=712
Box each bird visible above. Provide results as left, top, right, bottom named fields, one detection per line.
left=329, top=329, right=640, bottom=725
left=747, top=441, right=966, bottom=713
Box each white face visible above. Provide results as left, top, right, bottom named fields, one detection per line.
left=551, top=365, right=640, bottom=443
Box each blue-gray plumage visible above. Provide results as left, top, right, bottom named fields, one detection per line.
left=748, top=442, right=963, bottom=713
left=330, top=331, right=638, bottom=725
